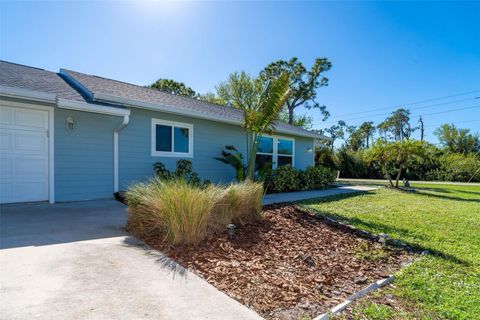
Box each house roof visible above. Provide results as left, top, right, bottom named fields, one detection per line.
left=0, top=60, right=329, bottom=139
left=61, top=69, right=326, bottom=139
left=0, top=61, right=86, bottom=102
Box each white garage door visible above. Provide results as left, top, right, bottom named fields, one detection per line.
left=0, top=105, right=50, bottom=204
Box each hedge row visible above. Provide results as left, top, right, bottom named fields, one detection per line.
left=264, top=165, right=336, bottom=193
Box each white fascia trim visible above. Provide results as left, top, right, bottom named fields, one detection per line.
left=92, top=92, right=326, bottom=140
left=57, top=98, right=130, bottom=117
left=0, top=85, right=57, bottom=104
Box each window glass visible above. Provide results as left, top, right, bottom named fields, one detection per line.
left=257, top=136, right=273, bottom=154
left=278, top=139, right=293, bottom=155
left=255, top=154, right=273, bottom=171
left=278, top=155, right=293, bottom=167
left=156, top=124, right=172, bottom=152
left=174, top=127, right=189, bottom=153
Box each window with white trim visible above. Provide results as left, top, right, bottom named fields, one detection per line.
left=255, top=136, right=294, bottom=170
left=151, top=119, right=193, bottom=157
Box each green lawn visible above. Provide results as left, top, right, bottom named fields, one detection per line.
left=303, top=183, right=480, bottom=320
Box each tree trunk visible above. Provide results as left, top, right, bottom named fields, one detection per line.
left=288, top=106, right=294, bottom=125
left=395, top=165, right=403, bottom=188
left=383, top=168, right=394, bottom=188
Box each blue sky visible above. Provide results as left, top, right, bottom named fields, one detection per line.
left=1, top=1, right=479, bottom=144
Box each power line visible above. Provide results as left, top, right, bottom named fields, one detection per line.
left=329, top=89, right=480, bottom=119
left=317, top=104, right=480, bottom=128
left=423, top=119, right=480, bottom=129
left=320, top=97, right=479, bottom=125
left=412, top=104, right=480, bottom=118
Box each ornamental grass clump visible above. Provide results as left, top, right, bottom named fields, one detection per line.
left=126, top=178, right=222, bottom=245
left=218, top=180, right=264, bottom=226
left=125, top=178, right=263, bottom=246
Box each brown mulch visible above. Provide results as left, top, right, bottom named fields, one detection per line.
left=142, top=204, right=412, bottom=320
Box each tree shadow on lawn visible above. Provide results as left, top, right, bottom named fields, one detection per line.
left=408, top=189, right=480, bottom=203
left=413, top=186, right=480, bottom=196
left=301, top=195, right=472, bottom=267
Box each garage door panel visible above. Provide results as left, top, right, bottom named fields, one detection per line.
left=14, top=108, right=48, bottom=130
left=0, top=106, right=50, bottom=204
left=1, top=132, right=13, bottom=151
left=15, top=133, right=47, bottom=152
left=0, top=157, right=14, bottom=176
left=0, top=107, right=13, bottom=126
left=15, top=157, right=48, bottom=177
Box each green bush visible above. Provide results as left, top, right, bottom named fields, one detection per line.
left=265, top=165, right=300, bottom=193
left=264, top=165, right=336, bottom=193
left=125, top=179, right=263, bottom=246
left=300, top=166, right=337, bottom=190
left=153, top=159, right=210, bottom=187
left=426, top=153, right=480, bottom=182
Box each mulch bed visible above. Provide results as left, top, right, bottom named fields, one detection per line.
left=142, top=204, right=412, bottom=320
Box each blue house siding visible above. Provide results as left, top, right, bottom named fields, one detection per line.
left=54, top=108, right=121, bottom=201
left=118, top=108, right=248, bottom=190
left=118, top=108, right=315, bottom=190
left=54, top=106, right=315, bottom=200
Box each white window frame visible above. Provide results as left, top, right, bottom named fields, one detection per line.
left=256, top=135, right=295, bottom=169
left=151, top=118, right=193, bottom=157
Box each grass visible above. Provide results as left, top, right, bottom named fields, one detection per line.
left=125, top=178, right=263, bottom=245
left=303, top=183, right=480, bottom=320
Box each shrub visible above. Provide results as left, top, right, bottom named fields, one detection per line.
left=426, top=153, right=480, bottom=182
left=153, top=159, right=210, bottom=187
left=125, top=179, right=263, bottom=246
left=300, top=166, right=337, bottom=190
left=264, top=165, right=336, bottom=193
left=265, top=165, right=300, bottom=193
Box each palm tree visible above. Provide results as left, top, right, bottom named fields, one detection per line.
left=242, top=73, right=290, bottom=180
left=214, top=145, right=246, bottom=182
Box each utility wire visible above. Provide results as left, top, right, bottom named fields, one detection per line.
left=320, top=98, right=478, bottom=125
left=421, top=119, right=480, bottom=129
left=412, top=104, right=480, bottom=117
left=329, top=89, right=480, bottom=119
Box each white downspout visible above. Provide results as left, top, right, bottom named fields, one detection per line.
left=114, top=114, right=130, bottom=193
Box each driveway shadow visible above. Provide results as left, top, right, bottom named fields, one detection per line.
left=0, top=199, right=127, bottom=249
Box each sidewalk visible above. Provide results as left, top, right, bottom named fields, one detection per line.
left=263, top=185, right=376, bottom=205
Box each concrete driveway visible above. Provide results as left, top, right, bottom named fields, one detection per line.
left=0, top=200, right=261, bottom=320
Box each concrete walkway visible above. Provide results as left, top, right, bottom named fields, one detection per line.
left=0, top=200, right=261, bottom=320
left=337, top=178, right=480, bottom=186
left=263, top=185, right=376, bottom=205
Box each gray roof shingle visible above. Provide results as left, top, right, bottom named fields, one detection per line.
left=62, top=69, right=322, bottom=138
left=0, top=61, right=86, bottom=102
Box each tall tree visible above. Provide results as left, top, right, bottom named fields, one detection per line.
left=150, top=79, right=197, bottom=98
left=323, top=120, right=346, bottom=150
left=198, top=91, right=226, bottom=105
left=215, top=71, right=291, bottom=180
left=434, top=123, right=480, bottom=154
left=259, top=57, right=332, bottom=125
left=377, top=108, right=415, bottom=141
left=358, top=121, right=376, bottom=148
left=418, top=116, right=425, bottom=141
left=215, top=71, right=261, bottom=110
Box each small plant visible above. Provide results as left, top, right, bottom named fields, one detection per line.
left=354, top=242, right=389, bottom=262
left=153, top=159, right=209, bottom=187
left=214, top=145, right=246, bottom=182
